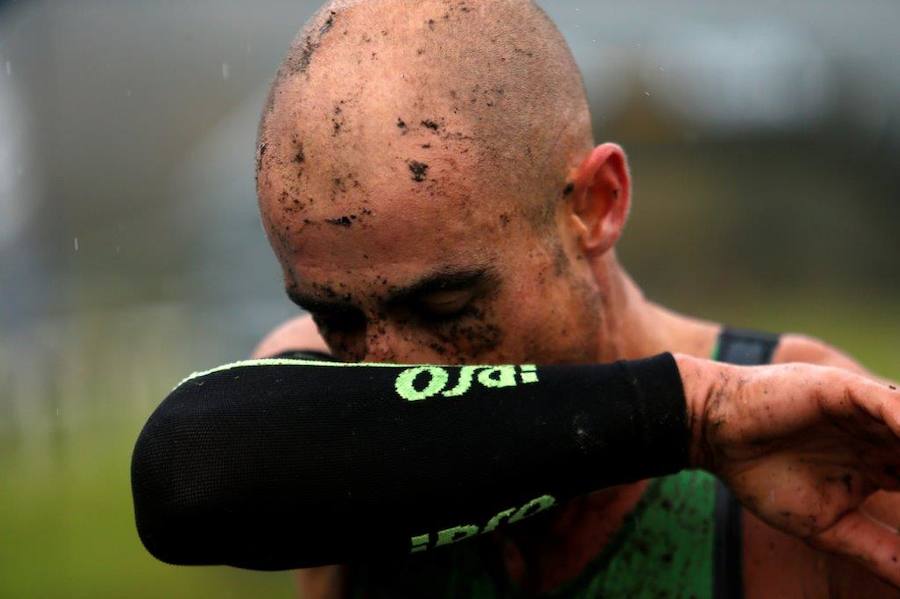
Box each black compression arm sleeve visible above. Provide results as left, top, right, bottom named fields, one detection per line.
left=131, top=353, right=688, bottom=570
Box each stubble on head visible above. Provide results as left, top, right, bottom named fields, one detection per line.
left=255, top=0, right=603, bottom=364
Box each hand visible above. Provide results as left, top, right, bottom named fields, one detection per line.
left=676, top=354, right=900, bottom=587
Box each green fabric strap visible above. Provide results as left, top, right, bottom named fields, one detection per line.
left=535, top=470, right=716, bottom=599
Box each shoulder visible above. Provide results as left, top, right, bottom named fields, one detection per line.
left=251, top=314, right=330, bottom=359
left=772, top=333, right=869, bottom=374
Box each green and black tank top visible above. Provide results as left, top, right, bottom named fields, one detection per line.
left=282, top=327, right=780, bottom=599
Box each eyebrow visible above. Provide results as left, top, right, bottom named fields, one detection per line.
left=284, top=266, right=497, bottom=313
left=384, top=267, right=497, bottom=307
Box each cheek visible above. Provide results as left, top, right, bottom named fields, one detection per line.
left=428, top=311, right=505, bottom=361
left=498, top=263, right=600, bottom=363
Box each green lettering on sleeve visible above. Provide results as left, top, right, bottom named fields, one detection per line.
left=483, top=507, right=516, bottom=533
left=508, top=495, right=556, bottom=524
left=442, top=366, right=479, bottom=397
left=410, top=533, right=430, bottom=553
left=434, top=524, right=480, bottom=547
left=395, top=366, right=449, bottom=401
left=477, top=366, right=517, bottom=388
left=519, top=365, right=539, bottom=384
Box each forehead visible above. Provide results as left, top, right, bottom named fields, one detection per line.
left=259, top=140, right=525, bottom=297
left=259, top=81, right=530, bottom=293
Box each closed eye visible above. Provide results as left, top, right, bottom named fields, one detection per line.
left=417, top=289, right=476, bottom=320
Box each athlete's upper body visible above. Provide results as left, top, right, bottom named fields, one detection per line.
left=252, top=1, right=900, bottom=596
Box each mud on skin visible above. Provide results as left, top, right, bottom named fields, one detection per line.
left=408, top=160, right=429, bottom=182
left=285, top=10, right=338, bottom=75
left=304, top=287, right=504, bottom=364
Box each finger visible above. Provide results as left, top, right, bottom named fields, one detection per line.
left=809, top=508, right=900, bottom=588
left=841, top=375, right=900, bottom=441
left=862, top=493, right=900, bottom=530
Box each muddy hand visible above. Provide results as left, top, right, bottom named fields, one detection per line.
left=676, top=355, right=900, bottom=588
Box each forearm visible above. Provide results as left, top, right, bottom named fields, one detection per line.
left=132, top=353, right=692, bottom=570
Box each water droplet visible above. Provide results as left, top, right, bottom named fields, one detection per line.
left=4, top=61, right=10, bottom=76
left=73, top=237, right=79, bottom=251
left=643, top=91, right=651, bottom=97
left=125, top=88, right=132, bottom=97
left=221, top=62, right=230, bottom=80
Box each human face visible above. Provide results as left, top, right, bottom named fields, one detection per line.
left=259, top=163, right=603, bottom=366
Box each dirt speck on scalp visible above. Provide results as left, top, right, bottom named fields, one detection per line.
left=513, top=47, right=534, bottom=58
left=396, top=117, right=408, bottom=132
left=320, top=10, right=335, bottom=35
left=408, top=160, right=429, bottom=182
left=290, top=10, right=339, bottom=75
left=499, top=213, right=511, bottom=227
left=563, top=182, right=575, bottom=196
left=331, top=103, right=346, bottom=136
left=421, top=119, right=440, bottom=131
left=256, top=142, right=268, bottom=172
left=325, top=216, right=353, bottom=227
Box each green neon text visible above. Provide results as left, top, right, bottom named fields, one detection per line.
left=409, top=494, right=556, bottom=554
left=395, top=364, right=539, bottom=401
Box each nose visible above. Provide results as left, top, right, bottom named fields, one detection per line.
left=362, top=323, right=396, bottom=363
left=362, top=322, right=438, bottom=364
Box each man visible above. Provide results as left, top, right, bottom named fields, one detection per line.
left=252, top=1, right=900, bottom=596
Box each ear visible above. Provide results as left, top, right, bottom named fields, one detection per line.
left=567, top=143, right=631, bottom=256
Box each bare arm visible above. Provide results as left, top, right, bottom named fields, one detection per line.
left=775, top=333, right=894, bottom=384
left=252, top=314, right=330, bottom=359
left=252, top=315, right=347, bottom=599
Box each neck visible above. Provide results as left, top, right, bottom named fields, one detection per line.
left=596, top=263, right=720, bottom=362
left=501, top=260, right=721, bottom=593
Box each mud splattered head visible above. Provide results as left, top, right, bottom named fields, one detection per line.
left=254, top=0, right=602, bottom=364
left=257, top=0, right=593, bottom=237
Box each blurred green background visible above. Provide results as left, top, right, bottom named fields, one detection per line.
left=1, top=0, right=898, bottom=597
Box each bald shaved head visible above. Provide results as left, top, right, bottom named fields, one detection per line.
left=257, top=0, right=593, bottom=236
left=256, top=0, right=612, bottom=365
